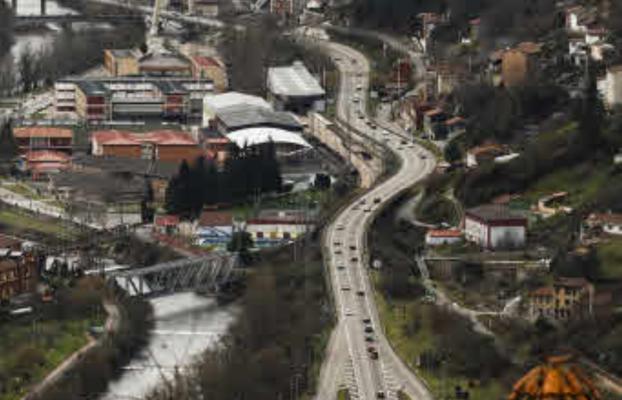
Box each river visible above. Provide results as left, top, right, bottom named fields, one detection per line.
left=102, top=292, right=238, bottom=400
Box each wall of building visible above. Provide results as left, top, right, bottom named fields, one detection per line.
left=490, top=225, right=526, bottom=249
left=502, top=50, right=529, bottom=87
left=156, top=145, right=203, bottom=163
left=100, top=144, right=142, bottom=158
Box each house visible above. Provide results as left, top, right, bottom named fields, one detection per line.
left=586, top=213, right=622, bottom=236
left=153, top=214, right=180, bottom=235
left=466, top=143, right=508, bottom=168
left=246, top=209, right=315, bottom=247
left=270, top=0, right=294, bottom=17
left=598, top=65, right=622, bottom=108
left=104, top=49, right=140, bottom=76
left=528, top=277, right=594, bottom=322
left=0, top=250, right=37, bottom=302
left=444, top=116, right=466, bottom=138
left=91, top=130, right=203, bottom=163
left=191, top=0, right=219, bottom=17
left=464, top=204, right=528, bottom=250
left=425, top=229, right=463, bottom=246
left=195, top=211, right=235, bottom=248
left=21, top=150, right=70, bottom=180
left=201, top=129, right=231, bottom=164
left=190, top=55, right=228, bottom=92
left=501, top=42, right=542, bottom=87
left=13, top=126, right=73, bottom=154
left=267, top=61, right=325, bottom=114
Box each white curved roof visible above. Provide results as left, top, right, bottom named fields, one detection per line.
left=203, top=92, right=271, bottom=113
left=227, top=127, right=312, bottom=149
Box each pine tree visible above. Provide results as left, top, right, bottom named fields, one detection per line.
left=577, top=64, right=605, bottom=150
left=190, top=156, right=208, bottom=216
left=164, top=160, right=194, bottom=219
left=0, top=119, right=17, bottom=174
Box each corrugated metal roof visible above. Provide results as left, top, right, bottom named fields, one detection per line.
left=203, top=92, right=271, bottom=113
left=217, top=105, right=301, bottom=131
left=226, top=127, right=311, bottom=149
left=267, top=62, right=325, bottom=97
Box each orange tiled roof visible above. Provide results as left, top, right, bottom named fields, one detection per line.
left=92, top=130, right=139, bottom=146
left=24, top=150, right=70, bottom=163
left=141, top=130, right=197, bottom=146
left=427, top=229, right=462, bottom=238
left=14, top=127, right=73, bottom=139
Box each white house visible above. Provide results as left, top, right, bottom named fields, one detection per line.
left=464, top=204, right=528, bottom=250
left=246, top=209, right=315, bottom=247
left=598, top=65, right=622, bottom=108
left=586, top=213, right=622, bottom=236
left=195, top=211, right=236, bottom=248
left=425, top=229, right=463, bottom=246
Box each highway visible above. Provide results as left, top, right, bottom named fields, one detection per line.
left=313, top=36, right=435, bottom=400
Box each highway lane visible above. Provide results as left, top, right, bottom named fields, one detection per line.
left=312, top=36, right=435, bottom=400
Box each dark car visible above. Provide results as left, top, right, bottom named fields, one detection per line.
left=365, top=326, right=374, bottom=333
left=357, top=291, right=365, bottom=296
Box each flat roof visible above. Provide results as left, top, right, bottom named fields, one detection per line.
left=14, top=126, right=73, bottom=139
left=203, top=92, right=271, bottom=113
left=267, top=61, right=325, bottom=97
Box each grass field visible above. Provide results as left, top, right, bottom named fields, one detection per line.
left=0, top=314, right=101, bottom=400
left=597, top=237, right=622, bottom=279
left=0, top=207, right=79, bottom=241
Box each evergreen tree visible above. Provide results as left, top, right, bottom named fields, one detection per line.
left=260, top=140, right=282, bottom=193
left=165, top=160, right=194, bottom=219
left=576, top=64, right=605, bottom=150
left=205, top=160, right=219, bottom=205
left=0, top=119, right=17, bottom=174
left=190, top=156, right=208, bottom=215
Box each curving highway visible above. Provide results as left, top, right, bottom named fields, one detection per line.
left=313, top=37, right=435, bottom=400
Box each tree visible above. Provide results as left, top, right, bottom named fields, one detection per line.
left=259, top=140, right=282, bottom=193
left=314, top=173, right=331, bottom=190
left=444, top=140, right=463, bottom=163
left=575, top=64, right=605, bottom=151
left=227, top=231, right=254, bottom=265
left=165, top=160, right=194, bottom=218
left=0, top=2, right=13, bottom=57
left=0, top=120, right=17, bottom=174
left=18, top=44, right=37, bottom=93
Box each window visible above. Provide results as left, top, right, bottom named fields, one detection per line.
left=256, top=232, right=264, bottom=239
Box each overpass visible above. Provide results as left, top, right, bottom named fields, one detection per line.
left=109, top=253, right=238, bottom=297
left=14, top=14, right=145, bottom=24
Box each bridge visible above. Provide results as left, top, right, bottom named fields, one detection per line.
left=14, top=14, right=145, bottom=24
left=109, top=253, right=238, bottom=297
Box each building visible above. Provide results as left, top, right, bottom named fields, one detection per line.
left=153, top=214, right=181, bottom=235
left=528, top=278, right=595, bottom=322
left=585, top=212, right=622, bottom=236
left=214, top=105, right=302, bottom=135
left=501, top=42, right=542, bottom=87
left=91, top=130, right=202, bottom=163
left=435, top=63, right=467, bottom=96
left=195, top=211, right=235, bottom=248
left=201, top=129, right=232, bottom=164
left=464, top=204, right=527, bottom=250
left=466, top=143, right=508, bottom=168
left=425, top=229, right=463, bottom=247
left=270, top=0, right=294, bottom=17
left=21, top=150, right=70, bottom=180
left=12, top=126, right=73, bottom=154
left=246, top=209, right=315, bottom=247
left=202, top=92, right=271, bottom=127
left=0, top=249, right=37, bottom=302
left=226, top=127, right=312, bottom=157
left=71, top=154, right=179, bottom=202
left=55, top=77, right=214, bottom=121
left=509, top=355, right=601, bottom=400
left=191, top=0, right=220, bottom=17
left=422, top=108, right=448, bottom=139
left=190, top=55, right=228, bottom=92
left=267, top=61, right=325, bottom=114
left=104, top=49, right=140, bottom=76
left=598, top=65, right=622, bottom=107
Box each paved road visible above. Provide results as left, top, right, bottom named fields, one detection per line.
left=311, top=35, right=435, bottom=400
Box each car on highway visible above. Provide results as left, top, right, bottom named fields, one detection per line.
left=373, top=197, right=381, bottom=204
left=369, top=350, right=378, bottom=360
left=357, top=290, right=365, bottom=296
left=337, top=265, right=345, bottom=270
left=344, top=309, right=354, bottom=316
left=352, top=98, right=359, bottom=103
left=365, top=326, right=374, bottom=333
left=401, top=140, right=408, bottom=145
left=351, top=257, right=359, bottom=262
left=420, top=154, right=427, bottom=160
left=334, top=241, right=341, bottom=246
left=335, top=250, right=342, bottom=255
left=349, top=245, right=356, bottom=250
left=365, top=335, right=374, bottom=342
left=362, top=318, right=371, bottom=324
left=363, top=208, right=372, bottom=213
left=342, top=286, right=351, bottom=291
left=376, top=391, right=386, bottom=399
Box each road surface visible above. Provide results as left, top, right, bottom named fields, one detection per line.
left=310, top=34, right=435, bottom=400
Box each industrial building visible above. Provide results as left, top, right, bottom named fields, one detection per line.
left=55, top=77, right=214, bottom=121
left=202, top=92, right=271, bottom=127
left=267, top=61, right=325, bottom=114
left=463, top=204, right=528, bottom=250
left=12, top=126, right=73, bottom=154
left=214, top=105, right=303, bottom=135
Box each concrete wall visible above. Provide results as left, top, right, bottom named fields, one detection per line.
left=308, top=112, right=381, bottom=188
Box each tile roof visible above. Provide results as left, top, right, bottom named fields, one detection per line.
left=140, top=130, right=197, bottom=146
left=516, top=41, right=543, bottom=55
left=92, top=130, right=139, bottom=146
left=154, top=214, right=180, bottom=226
left=192, top=55, right=224, bottom=69
left=14, top=127, right=73, bottom=139
left=24, top=150, right=70, bottom=163
left=198, top=211, right=233, bottom=227
left=466, top=204, right=527, bottom=223
left=426, top=229, right=462, bottom=238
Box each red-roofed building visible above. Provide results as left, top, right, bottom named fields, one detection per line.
left=22, top=151, right=71, bottom=180
left=425, top=229, right=463, bottom=246
left=154, top=214, right=181, bottom=235
left=13, top=127, right=73, bottom=154
left=190, top=55, right=228, bottom=92
left=91, top=130, right=202, bottom=163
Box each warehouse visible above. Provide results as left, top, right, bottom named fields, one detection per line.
left=267, top=61, right=325, bottom=114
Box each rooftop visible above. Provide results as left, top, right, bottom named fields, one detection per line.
left=191, top=55, right=224, bottom=69
left=587, top=212, right=622, bottom=226
left=204, top=92, right=271, bottom=114
left=92, top=130, right=197, bottom=146
left=154, top=214, right=180, bottom=227
left=13, top=126, right=73, bottom=139
left=50, top=171, right=145, bottom=204
left=217, top=105, right=302, bottom=131
left=226, top=127, right=311, bottom=149
left=24, top=150, right=71, bottom=163
left=107, top=49, right=138, bottom=58
left=267, top=61, right=325, bottom=97
left=72, top=154, right=179, bottom=179
left=466, top=204, right=527, bottom=223
left=198, top=210, right=233, bottom=227
left=426, top=229, right=463, bottom=238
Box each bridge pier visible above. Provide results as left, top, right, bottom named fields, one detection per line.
left=9, top=0, right=46, bottom=15
left=40, top=0, right=46, bottom=16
